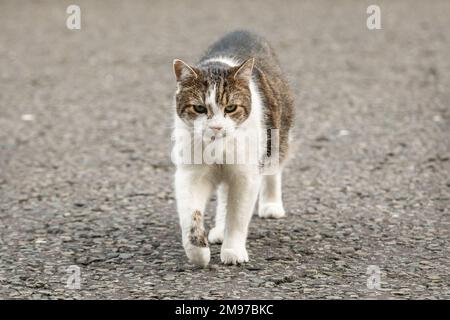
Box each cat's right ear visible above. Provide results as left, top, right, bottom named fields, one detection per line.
left=173, top=59, right=198, bottom=82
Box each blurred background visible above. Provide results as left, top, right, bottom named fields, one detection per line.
left=0, top=0, right=449, bottom=299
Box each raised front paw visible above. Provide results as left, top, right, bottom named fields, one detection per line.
left=258, top=202, right=285, bottom=219
left=220, top=247, right=249, bottom=265
left=184, top=241, right=210, bottom=267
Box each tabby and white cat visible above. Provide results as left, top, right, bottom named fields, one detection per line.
left=172, top=31, right=294, bottom=266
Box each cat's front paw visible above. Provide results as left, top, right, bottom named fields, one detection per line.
left=220, top=247, right=249, bottom=265
left=258, top=202, right=285, bottom=219
left=184, top=242, right=210, bottom=267
left=208, top=226, right=224, bottom=244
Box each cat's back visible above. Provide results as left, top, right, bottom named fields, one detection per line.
left=200, top=31, right=279, bottom=71
left=200, top=31, right=266, bottom=57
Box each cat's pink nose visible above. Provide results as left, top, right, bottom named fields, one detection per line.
left=210, top=126, right=223, bottom=132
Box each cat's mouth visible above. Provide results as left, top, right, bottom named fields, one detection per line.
left=203, top=130, right=228, bottom=142
left=210, top=132, right=225, bottom=141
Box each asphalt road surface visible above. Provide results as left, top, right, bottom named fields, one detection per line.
left=0, top=0, right=449, bottom=299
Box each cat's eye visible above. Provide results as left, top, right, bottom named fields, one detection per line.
left=224, top=105, right=238, bottom=113
left=192, top=105, right=207, bottom=114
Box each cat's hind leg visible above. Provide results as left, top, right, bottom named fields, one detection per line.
left=208, top=183, right=227, bottom=244
left=258, top=171, right=285, bottom=219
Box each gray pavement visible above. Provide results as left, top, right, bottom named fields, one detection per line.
left=0, top=0, right=449, bottom=299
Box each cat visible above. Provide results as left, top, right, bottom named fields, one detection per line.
left=172, top=31, right=294, bottom=266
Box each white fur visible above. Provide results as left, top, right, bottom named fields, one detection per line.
left=200, top=56, right=240, bottom=67
left=259, top=172, right=285, bottom=218
left=205, top=84, right=220, bottom=114
left=174, top=56, right=284, bottom=266
left=208, top=184, right=227, bottom=244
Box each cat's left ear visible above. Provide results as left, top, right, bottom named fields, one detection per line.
left=233, top=58, right=254, bottom=83
left=173, top=59, right=198, bottom=82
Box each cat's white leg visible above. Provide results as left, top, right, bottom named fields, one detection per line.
left=221, top=167, right=261, bottom=265
left=175, top=166, right=214, bottom=267
left=258, top=171, right=285, bottom=219
left=208, top=183, right=227, bottom=244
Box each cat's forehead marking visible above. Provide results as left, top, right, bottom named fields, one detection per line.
left=205, top=83, right=220, bottom=114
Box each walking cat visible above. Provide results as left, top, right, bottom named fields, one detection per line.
left=172, top=31, right=294, bottom=266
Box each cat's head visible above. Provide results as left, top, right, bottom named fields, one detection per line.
left=173, top=58, right=254, bottom=141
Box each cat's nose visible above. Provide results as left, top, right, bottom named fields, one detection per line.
left=209, top=126, right=223, bottom=132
